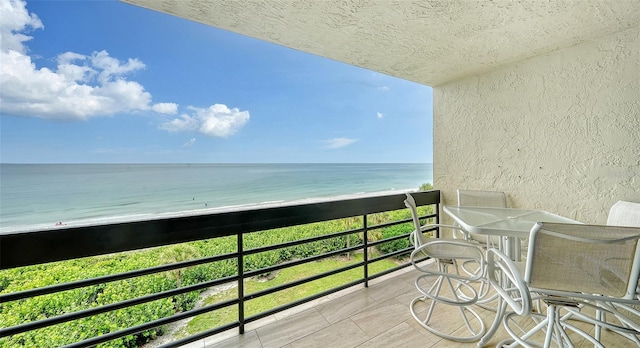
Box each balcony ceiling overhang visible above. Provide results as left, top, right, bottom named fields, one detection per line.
left=121, top=0, right=640, bottom=86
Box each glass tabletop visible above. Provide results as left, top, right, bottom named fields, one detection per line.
left=443, top=206, right=580, bottom=237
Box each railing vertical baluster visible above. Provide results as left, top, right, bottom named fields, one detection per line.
left=363, top=214, right=369, bottom=288
left=436, top=203, right=440, bottom=238
left=238, top=232, right=245, bottom=334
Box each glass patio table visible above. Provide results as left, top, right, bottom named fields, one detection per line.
left=442, top=205, right=581, bottom=347
left=443, top=205, right=580, bottom=261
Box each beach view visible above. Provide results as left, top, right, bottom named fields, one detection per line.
left=0, top=163, right=432, bottom=231
left=0, top=0, right=433, bottom=347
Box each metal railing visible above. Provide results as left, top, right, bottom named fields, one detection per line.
left=0, top=190, right=440, bottom=347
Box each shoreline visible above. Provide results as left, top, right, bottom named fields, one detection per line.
left=0, top=188, right=418, bottom=234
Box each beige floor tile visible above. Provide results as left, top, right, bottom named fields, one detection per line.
left=245, top=314, right=279, bottom=332
left=204, top=330, right=262, bottom=348
left=363, top=277, right=415, bottom=303
left=290, top=319, right=369, bottom=348
left=394, top=289, right=422, bottom=310
left=404, top=315, right=449, bottom=342
left=396, top=269, right=432, bottom=283
left=411, top=300, right=485, bottom=342
left=358, top=321, right=437, bottom=348
left=350, top=299, right=412, bottom=337
left=316, top=288, right=378, bottom=324
left=273, top=297, right=333, bottom=321
left=255, top=309, right=329, bottom=348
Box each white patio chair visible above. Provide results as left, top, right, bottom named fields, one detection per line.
left=456, top=189, right=508, bottom=246
left=595, top=200, right=640, bottom=343
left=489, top=222, right=640, bottom=347
left=607, top=200, right=640, bottom=227
left=405, top=193, right=486, bottom=342
left=456, top=189, right=508, bottom=303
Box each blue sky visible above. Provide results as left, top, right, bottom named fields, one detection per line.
left=0, top=0, right=433, bottom=163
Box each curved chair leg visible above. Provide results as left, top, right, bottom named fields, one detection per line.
left=411, top=273, right=486, bottom=342
left=410, top=295, right=485, bottom=342
left=502, top=306, right=607, bottom=348
left=458, top=259, right=499, bottom=310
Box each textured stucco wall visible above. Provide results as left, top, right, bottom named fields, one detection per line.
left=434, top=25, right=640, bottom=224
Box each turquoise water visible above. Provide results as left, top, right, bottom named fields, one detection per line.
left=0, top=163, right=432, bottom=230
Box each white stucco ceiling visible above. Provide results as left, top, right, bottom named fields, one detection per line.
left=121, top=0, right=640, bottom=86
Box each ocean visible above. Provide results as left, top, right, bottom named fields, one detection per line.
left=0, top=163, right=432, bottom=232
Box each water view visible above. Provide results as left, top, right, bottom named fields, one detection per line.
left=0, top=163, right=432, bottom=231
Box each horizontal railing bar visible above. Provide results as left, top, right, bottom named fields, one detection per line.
left=1, top=190, right=440, bottom=269
left=243, top=244, right=363, bottom=278
left=62, top=300, right=240, bottom=348
left=365, top=226, right=437, bottom=249
left=245, top=262, right=364, bottom=301
left=367, top=218, right=412, bottom=230
left=243, top=227, right=364, bottom=256
left=244, top=279, right=366, bottom=324
left=366, top=212, right=437, bottom=231
left=369, top=249, right=413, bottom=264
left=0, top=275, right=239, bottom=337
left=368, top=234, right=411, bottom=247
left=367, top=256, right=435, bottom=282
left=0, top=251, right=238, bottom=303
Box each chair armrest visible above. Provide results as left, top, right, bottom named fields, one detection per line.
left=487, top=248, right=531, bottom=315
left=410, top=224, right=470, bottom=244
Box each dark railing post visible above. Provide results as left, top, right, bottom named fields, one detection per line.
left=436, top=203, right=440, bottom=238
left=237, top=232, right=245, bottom=334
left=363, top=214, right=369, bottom=288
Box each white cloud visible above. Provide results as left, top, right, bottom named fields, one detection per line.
left=0, top=0, right=43, bottom=53
left=152, top=102, right=178, bottom=114
left=377, top=86, right=390, bottom=91
left=324, top=137, right=358, bottom=149
left=160, top=104, right=250, bottom=138
left=183, top=138, right=196, bottom=147
left=0, top=0, right=175, bottom=120
left=376, top=112, right=384, bottom=119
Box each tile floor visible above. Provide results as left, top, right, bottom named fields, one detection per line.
left=179, top=262, right=636, bottom=348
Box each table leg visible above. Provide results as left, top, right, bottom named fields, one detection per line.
left=505, top=237, right=520, bottom=262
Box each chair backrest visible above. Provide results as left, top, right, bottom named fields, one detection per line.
left=607, top=200, right=640, bottom=227
left=404, top=193, right=429, bottom=246
left=457, top=190, right=507, bottom=244
left=457, top=189, right=507, bottom=208
left=526, top=222, right=640, bottom=299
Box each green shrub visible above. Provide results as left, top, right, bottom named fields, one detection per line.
left=376, top=222, right=413, bottom=255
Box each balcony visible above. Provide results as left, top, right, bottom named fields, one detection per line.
left=0, top=190, right=634, bottom=347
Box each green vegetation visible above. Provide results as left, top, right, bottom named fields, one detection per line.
left=0, top=186, right=434, bottom=348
